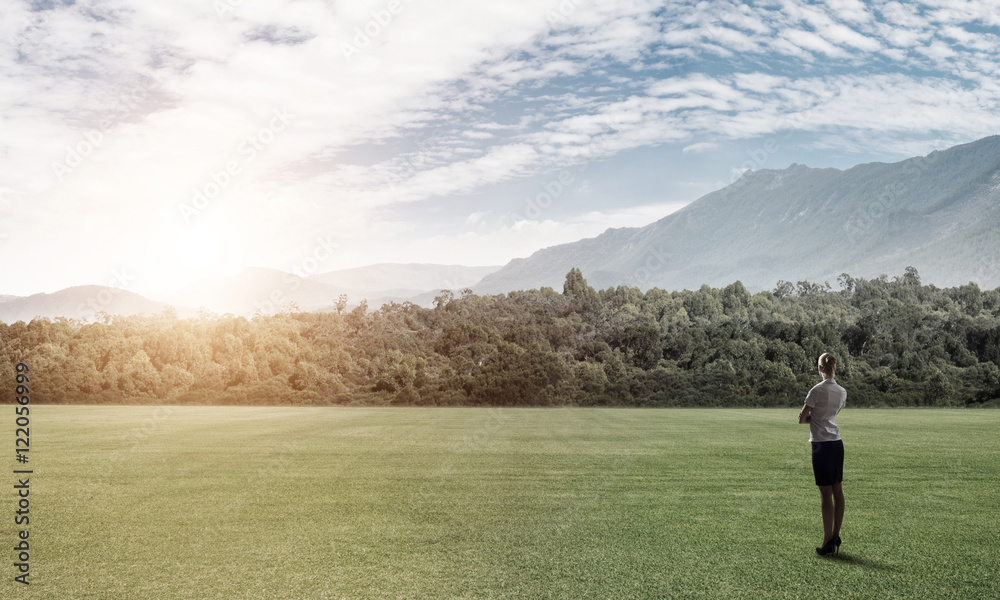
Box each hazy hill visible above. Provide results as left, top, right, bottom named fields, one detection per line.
left=310, top=263, right=501, bottom=297
left=156, top=267, right=342, bottom=316
left=475, top=135, right=1000, bottom=293
left=0, top=264, right=503, bottom=323
left=0, top=286, right=179, bottom=324
left=154, top=264, right=503, bottom=317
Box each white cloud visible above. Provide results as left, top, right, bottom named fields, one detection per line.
left=819, top=21, right=881, bottom=52
left=782, top=29, right=850, bottom=58
left=573, top=202, right=688, bottom=227
left=683, top=142, right=719, bottom=154
left=464, top=211, right=488, bottom=226
left=4, top=0, right=1000, bottom=294
left=403, top=200, right=688, bottom=268
left=821, top=0, right=872, bottom=25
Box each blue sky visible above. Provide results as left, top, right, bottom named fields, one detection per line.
left=2, top=0, right=1000, bottom=296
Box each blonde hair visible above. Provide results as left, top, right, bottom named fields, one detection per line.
left=818, top=352, right=837, bottom=376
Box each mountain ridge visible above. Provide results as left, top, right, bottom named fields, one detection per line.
left=474, top=135, right=1000, bottom=293
left=0, top=263, right=504, bottom=323
left=6, top=137, right=1000, bottom=323
left=0, top=285, right=186, bottom=324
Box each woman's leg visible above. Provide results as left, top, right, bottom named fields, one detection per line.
left=832, top=482, right=845, bottom=538
left=818, top=485, right=835, bottom=544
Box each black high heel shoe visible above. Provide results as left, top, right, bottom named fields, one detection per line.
left=833, top=535, right=842, bottom=555
left=816, top=537, right=837, bottom=556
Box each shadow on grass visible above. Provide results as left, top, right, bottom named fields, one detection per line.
left=822, top=552, right=896, bottom=571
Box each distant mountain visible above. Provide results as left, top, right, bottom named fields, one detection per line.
left=0, top=264, right=502, bottom=323
left=152, top=264, right=503, bottom=317
left=155, top=267, right=342, bottom=316
left=0, top=286, right=180, bottom=324
left=475, top=135, right=1000, bottom=293
left=310, top=263, right=501, bottom=296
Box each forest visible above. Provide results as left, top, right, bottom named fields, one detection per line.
left=2, top=267, right=999, bottom=408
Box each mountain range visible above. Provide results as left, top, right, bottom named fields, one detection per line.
left=0, top=286, right=178, bottom=324
left=475, top=135, right=1000, bottom=293
left=0, top=264, right=500, bottom=323
left=4, top=135, right=1000, bottom=324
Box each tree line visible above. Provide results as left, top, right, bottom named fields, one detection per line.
left=2, top=267, right=999, bottom=408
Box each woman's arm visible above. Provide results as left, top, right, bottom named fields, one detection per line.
left=798, top=404, right=812, bottom=424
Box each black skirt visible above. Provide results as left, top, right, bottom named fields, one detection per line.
left=811, top=439, right=844, bottom=486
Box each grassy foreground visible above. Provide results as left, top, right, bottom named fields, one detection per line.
left=5, top=406, right=998, bottom=599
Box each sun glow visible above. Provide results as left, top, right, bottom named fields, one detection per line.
left=144, top=217, right=245, bottom=294
left=175, top=224, right=222, bottom=270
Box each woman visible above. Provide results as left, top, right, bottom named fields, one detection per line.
left=798, top=352, right=847, bottom=556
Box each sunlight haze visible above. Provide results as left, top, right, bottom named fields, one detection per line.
left=2, top=0, right=999, bottom=295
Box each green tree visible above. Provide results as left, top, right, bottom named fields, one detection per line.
left=563, top=268, right=600, bottom=313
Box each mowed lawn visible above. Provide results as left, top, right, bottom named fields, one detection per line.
left=7, top=406, right=999, bottom=599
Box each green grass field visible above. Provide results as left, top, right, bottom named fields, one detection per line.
left=5, top=406, right=998, bottom=599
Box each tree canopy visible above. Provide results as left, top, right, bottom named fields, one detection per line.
left=3, top=268, right=999, bottom=408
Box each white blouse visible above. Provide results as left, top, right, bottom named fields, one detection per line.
left=805, top=378, right=847, bottom=442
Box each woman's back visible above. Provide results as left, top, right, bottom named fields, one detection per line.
left=805, top=378, right=846, bottom=442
